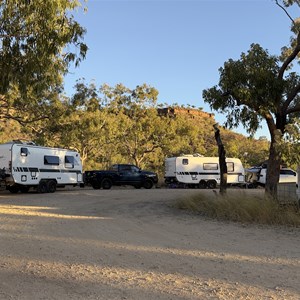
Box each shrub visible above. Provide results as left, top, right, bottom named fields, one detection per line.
left=175, top=190, right=300, bottom=227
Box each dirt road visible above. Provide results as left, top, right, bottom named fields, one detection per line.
left=0, top=187, right=299, bottom=300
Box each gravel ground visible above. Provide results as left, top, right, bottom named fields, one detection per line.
left=0, top=187, right=299, bottom=300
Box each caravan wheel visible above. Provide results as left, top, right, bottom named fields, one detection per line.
left=198, top=180, right=207, bottom=189
left=38, top=181, right=48, bottom=193
left=47, top=180, right=57, bottom=193
left=207, top=180, right=217, bottom=189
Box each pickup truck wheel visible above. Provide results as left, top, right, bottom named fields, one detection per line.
left=143, top=179, right=153, bottom=189
left=102, top=178, right=112, bottom=190
left=92, top=181, right=101, bottom=189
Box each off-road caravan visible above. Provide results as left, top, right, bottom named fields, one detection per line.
left=0, top=141, right=83, bottom=193
left=164, top=154, right=245, bottom=188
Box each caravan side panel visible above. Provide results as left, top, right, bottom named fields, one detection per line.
left=226, top=158, right=245, bottom=184
left=10, top=144, right=83, bottom=186
left=165, top=155, right=245, bottom=187
left=175, top=156, right=220, bottom=185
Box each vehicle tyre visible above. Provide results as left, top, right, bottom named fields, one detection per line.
left=38, top=180, right=48, bottom=193
left=101, top=178, right=112, bottom=190
left=20, top=186, right=30, bottom=193
left=207, top=180, right=217, bottom=189
left=8, top=186, right=20, bottom=193
left=47, top=180, right=57, bottom=193
left=91, top=180, right=101, bottom=189
left=143, top=179, right=153, bottom=189
left=198, top=180, right=207, bottom=189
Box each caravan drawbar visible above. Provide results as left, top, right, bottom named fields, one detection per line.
left=164, top=154, right=245, bottom=188
left=0, top=141, right=83, bottom=193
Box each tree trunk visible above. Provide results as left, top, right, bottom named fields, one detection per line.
left=265, top=138, right=281, bottom=200
left=219, top=147, right=227, bottom=195
left=213, top=124, right=227, bottom=195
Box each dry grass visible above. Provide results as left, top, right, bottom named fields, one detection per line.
left=175, top=190, right=300, bottom=227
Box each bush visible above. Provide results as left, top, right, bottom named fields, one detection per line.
left=175, top=190, right=300, bottom=227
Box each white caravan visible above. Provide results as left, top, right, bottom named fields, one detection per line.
left=164, top=154, right=245, bottom=188
left=0, top=141, right=83, bottom=193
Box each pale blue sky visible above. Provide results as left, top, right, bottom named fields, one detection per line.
left=64, top=0, right=298, bottom=139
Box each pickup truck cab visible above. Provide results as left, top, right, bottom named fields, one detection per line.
left=84, top=164, right=158, bottom=189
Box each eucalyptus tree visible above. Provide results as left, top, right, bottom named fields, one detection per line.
left=45, top=81, right=113, bottom=169
left=203, top=1, right=300, bottom=198
left=100, top=83, right=169, bottom=168
left=0, top=0, right=87, bottom=126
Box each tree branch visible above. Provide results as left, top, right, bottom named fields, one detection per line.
left=144, top=144, right=160, bottom=154
left=1, top=114, right=50, bottom=125
left=282, top=81, right=300, bottom=113
left=275, top=0, right=296, bottom=26
left=286, top=103, right=300, bottom=114
left=276, top=0, right=300, bottom=79
left=264, top=112, right=277, bottom=139
left=278, top=32, right=300, bottom=79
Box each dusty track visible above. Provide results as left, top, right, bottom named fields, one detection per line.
left=0, top=188, right=299, bottom=299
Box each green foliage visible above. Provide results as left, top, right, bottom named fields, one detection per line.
left=202, top=44, right=283, bottom=135
left=3, top=80, right=271, bottom=173
left=0, top=0, right=87, bottom=124
left=202, top=1, right=300, bottom=198
left=0, top=119, right=24, bottom=143
left=275, top=117, right=300, bottom=169
left=221, top=131, right=269, bottom=167
left=175, top=190, right=300, bottom=226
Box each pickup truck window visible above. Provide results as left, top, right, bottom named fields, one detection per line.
left=110, top=165, right=118, bottom=171
left=113, top=165, right=140, bottom=173
left=131, top=166, right=140, bottom=173
left=119, top=165, right=132, bottom=172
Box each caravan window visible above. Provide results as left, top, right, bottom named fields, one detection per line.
left=226, top=162, right=234, bottom=172
left=203, top=163, right=218, bottom=170
left=44, top=155, right=59, bottom=166
left=65, top=156, right=74, bottom=168
left=20, top=147, right=28, bottom=157
left=182, top=159, right=189, bottom=165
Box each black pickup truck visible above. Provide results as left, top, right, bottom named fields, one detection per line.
left=84, top=164, right=158, bottom=189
